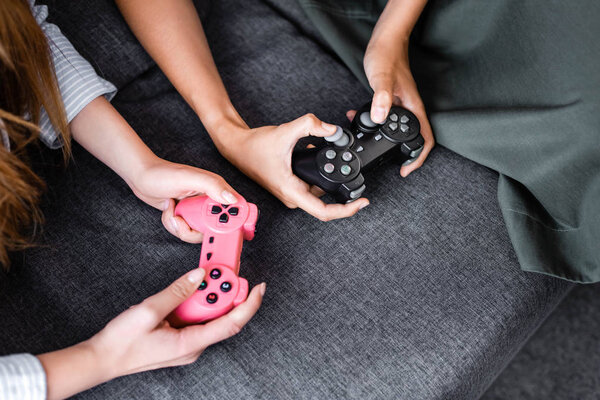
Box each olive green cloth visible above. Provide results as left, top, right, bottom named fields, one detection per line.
left=298, top=0, right=600, bottom=283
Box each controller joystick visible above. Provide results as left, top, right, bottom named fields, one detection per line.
left=292, top=103, right=424, bottom=203
left=167, top=195, right=258, bottom=326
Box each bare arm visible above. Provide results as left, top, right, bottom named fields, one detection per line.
left=363, top=0, right=434, bottom=177
left=115, top=0, right=369, bottom=221
left=115, top=0, right=245, bottom=150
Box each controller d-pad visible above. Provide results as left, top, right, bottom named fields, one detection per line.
left=400, top=115, right=409, bottom=123
left=389, top=113, right=399, bottom=122
left=210, top=268, right=221, bottom=279
left=219, top=213, right=229, bottom=223
left=221, top=204, right=229, bottom=209
left=400, top=124, right=409, bottom=132
left=228, top=207, right=239, bottom=216
left=206, top=293, right=218, bottom=304
left=388, top=122, right=398, bottom=131
left=211, top=205, right=222, bottom=214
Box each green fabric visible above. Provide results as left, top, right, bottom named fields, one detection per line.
left=298, top=0, right=600, bottom=282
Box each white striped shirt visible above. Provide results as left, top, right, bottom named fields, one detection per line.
left=0, top=1, right=117, bottom=150
left=0, top=354, right=46, bottom=400
left=0, top=3, right=118, bottom=399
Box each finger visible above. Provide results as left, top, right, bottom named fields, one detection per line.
left=182, top=282, right=266, bottom=347
left=172, top=215, right=204, bottom=244
left=180, top=169, right=240, bottom=205
left=161, top=199, right=180, bottom=237
left=369, top=73, right=395, bottom=123
left=281, top=113, right=337, bottom=142
left=309, top=185, right=326, bottom=197
left=290, top=186, right=369, bottom=221
left=140, top=268, right=206, bottom=323
left=346, top=109, right=357, bottom=122
left=398, top=98, right=435, bottom=177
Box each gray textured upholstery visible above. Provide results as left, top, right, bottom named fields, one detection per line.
left=0, top=0, right=574, bottom=399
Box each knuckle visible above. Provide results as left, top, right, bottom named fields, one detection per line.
left=136, top=303, right=161, bottom=325
left=169, top=280, right=191, bottom=300
left=227, top=321, right=243, bottom=337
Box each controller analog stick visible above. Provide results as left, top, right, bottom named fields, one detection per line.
left=325, top=125, right=350, bottom=147
left=359, top=112, right=377, bottom=128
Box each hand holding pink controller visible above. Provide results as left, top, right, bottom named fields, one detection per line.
left=168, top=194, right=258, bottom=326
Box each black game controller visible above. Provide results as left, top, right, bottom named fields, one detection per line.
left=292, top=103, right=424, bottom=203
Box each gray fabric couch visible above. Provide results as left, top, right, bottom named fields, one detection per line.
left=0, top=0, right=587, bottom=398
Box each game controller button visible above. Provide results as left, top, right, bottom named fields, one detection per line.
left=350, top=184, right=366, bottom=199
left=219, top=213, right=229, bottom=223
left=374, top=134, right=382, bottom=141
left=410, top=147, right=423, bottom=158
left=342, top=151, right=353, bottom=162
left=340, top=165, right=352, bottom=176
left=228, top=207, right=239, bottom=216
left=389, top=113, right=399, bottom=122
left=221, top=204, right=229, bottom=209
left=325, top=149, right=337, bottom=160
left=388, top=122, right=398, bottom=131
left=400, top=115, right=409, bottom=123
left=206, top=293, right=218, bottom=304
left=211, top=205, right=222, bottom=214
left=400, top=124, right=409, bottom=132
left=220, top=282, right=232, bottom=292
left=356, top=132, right=364, bottom=139
left=210, top=268, right=222, bottom=279
left=359, top=112, right=377, bottom=128
left=198, top=281, right=207, bottom=290
left=324, top=163, right=335, bottom=174
left=356, top=145, right=364, bottom=152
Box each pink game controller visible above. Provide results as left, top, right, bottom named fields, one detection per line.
left=167, top=194, right=258, bottom=326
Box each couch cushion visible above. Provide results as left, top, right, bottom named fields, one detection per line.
left=0, top=0, right=572, bottom=399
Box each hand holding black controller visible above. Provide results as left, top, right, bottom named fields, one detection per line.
left=292, top=103, right=425, bottom=203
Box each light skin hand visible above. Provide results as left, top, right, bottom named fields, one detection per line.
left=38, top=269, right=266, bottom=400
left=364, top=0, right=433, bottom=177
left=216, top=114, right=370, bottom=222
left=116, top=0, right=369, bottom=221
left=69, top=97, right=239, bottom=243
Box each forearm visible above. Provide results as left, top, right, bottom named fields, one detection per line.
left=69, top=97, right=159, bottom=189
left=37, top=340, right=111, bottom=400
left=371, top=0, right=427, bottom=45
left=115, top=0, right=247, bottom=149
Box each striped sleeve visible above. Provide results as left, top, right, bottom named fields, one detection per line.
left=0, top=354, right=46, bottom=400
left=31, top=2, right=117, bottom=149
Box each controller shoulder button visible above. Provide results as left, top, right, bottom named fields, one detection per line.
left=350, top=184, right=366, bottom=199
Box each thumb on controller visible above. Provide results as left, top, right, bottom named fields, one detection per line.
left=139, top=268, right=206, bottom=325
